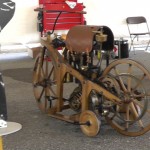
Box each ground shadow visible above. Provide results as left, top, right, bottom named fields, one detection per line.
left=2, top=68, right=33, bottom=83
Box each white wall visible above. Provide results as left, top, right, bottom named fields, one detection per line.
left=83, top=0, right=150, bottom=38
left=1, top=0, right=150, bottom=45
left=0, top=0, right=40, bottom=45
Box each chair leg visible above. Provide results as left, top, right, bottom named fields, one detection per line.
left=129, top=43, right=132, bottom=52
left=145, top=40, right=150, bottom=51
left=130, top=39, right=136, bottom=55
left=133, top=46, right=136, bottom=55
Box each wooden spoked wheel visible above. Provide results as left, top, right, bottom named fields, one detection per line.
left=101, top=59, right=150, bottom=136
left=33, top=50, right=57, bottom=113
left=79, top=110, right=101, bottom=137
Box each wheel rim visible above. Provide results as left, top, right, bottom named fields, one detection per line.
left=79, top=110, right=101, bottom=137
left=101, top=59, right=150, bottom=136
left=33, top=53, right=57, bottom=113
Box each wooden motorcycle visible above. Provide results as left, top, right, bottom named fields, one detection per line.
left=32, top=18, right=150, bottom=137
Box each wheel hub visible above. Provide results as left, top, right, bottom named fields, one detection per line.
left=123, top=92, right=133, bottom=103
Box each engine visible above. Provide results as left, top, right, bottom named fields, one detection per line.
left=68, top=80, right=118, bottom=116
left=62, top=25, right=115, bottom=114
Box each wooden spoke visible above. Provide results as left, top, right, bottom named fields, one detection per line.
left=42, top=66, right=45, bottom=76
left=125, top=105, right=130, bottom=129
left=113, top=66, right=128, bottom=92
left=113, top=67, right=119, bottom=76
left=127, top=74, right=131, bottom=92
left=127, top=64, right=132, bottom=74
left=118, top=76, right=128, bottom=92
left=48, top=85, right=57, bottom=97
left=139, top=73, right=147, bottom=82
left=48, top=66, right=54, bottom=78
left=38, top=87, right=44, bottom=102
left=132, top=77, right=144, bottom=92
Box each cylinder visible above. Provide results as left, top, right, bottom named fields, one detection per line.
left=114, top=39, right=129, bottom=59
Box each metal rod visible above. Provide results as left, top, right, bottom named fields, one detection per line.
left=74, top=121, right=91, bottom=126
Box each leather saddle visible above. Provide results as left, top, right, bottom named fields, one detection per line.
left=65, top=25, right=114, bottom=53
